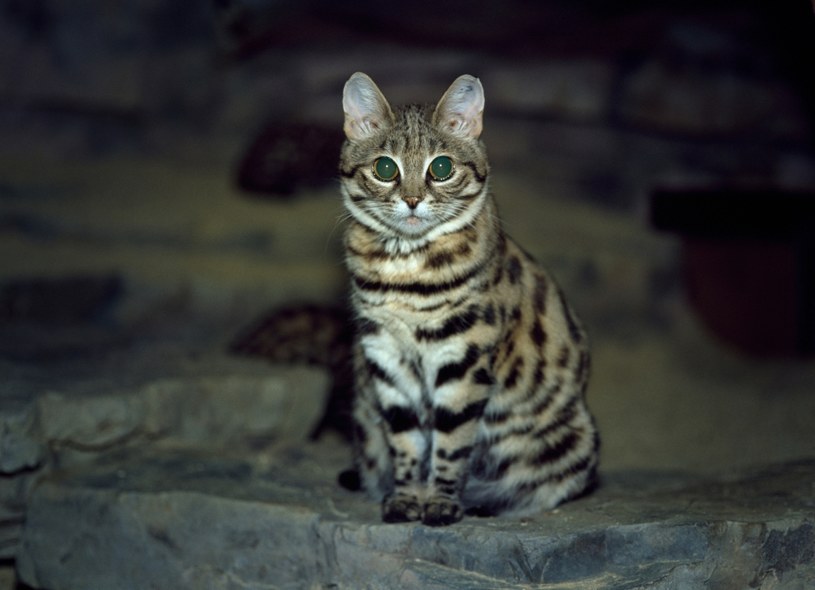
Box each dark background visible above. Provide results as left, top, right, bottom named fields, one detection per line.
left=2, top=0, right=815, bottom=472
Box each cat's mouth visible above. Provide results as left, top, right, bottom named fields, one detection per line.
left=400, top=214, right=428, bottom=230
left=392, top=212, right=434, bottom=236
left=384, top=199, right=439, bottom=237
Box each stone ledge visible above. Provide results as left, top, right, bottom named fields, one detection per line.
left=0, top=345, right=329, bottom=564
left=1, top=347, right=329, bottom=472
left=15, top=445, right=815, bottom=589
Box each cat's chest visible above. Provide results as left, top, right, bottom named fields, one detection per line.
left=369, top=253, right=430, bottom=282
left=364, top=303, right=475, bottom=363
left=345, top=220, right=490, bottom=289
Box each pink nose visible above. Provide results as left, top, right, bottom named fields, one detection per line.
left=403, top=196, right=421, bottom=209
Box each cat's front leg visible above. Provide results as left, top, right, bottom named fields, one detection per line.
left=357, top=335, right=428, bottom=523
left=424, top=347, right=492, bottom=526
left=351, top=378, right=426, bottom=522
left=379, top=407, right=427, bottom=523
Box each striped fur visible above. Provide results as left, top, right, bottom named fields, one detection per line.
left=340, top=73, right=598, bottom=526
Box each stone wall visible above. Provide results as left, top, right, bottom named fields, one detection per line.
left=2, top=0, right=813, bottom=335
left=1, top=0, right=813, bottom=196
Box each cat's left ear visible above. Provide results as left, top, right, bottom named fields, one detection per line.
left=433, top=75, right=484, bottom=139
left=343, top=72, right=394, bottom=141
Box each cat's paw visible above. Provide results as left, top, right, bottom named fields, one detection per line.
left=422, top=496, right=463, bottom=526
left=381, top=493, right=422, bottom=523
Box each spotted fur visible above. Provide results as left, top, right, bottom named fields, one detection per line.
left=340, top=72, right=598, bottom=526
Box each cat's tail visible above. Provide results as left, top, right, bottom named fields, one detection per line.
left=230, top=302, right=356, bottom=440
left=230, top=302, right=353, bottom=367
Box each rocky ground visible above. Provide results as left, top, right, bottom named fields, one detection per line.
left=15, top=444, right=815, bottom=589
left=2, top=0, right=815, bottom=587
left=2, top=154, right=814, bottom=589
left=2, top=309, right=814, bottom=589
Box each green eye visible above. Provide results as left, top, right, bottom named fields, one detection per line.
left=428, top=156, right=453, bottom=180
left=373, top=157, right=399, bottom=181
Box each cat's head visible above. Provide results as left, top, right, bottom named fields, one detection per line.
left=340, top=73, right=489, bottom=244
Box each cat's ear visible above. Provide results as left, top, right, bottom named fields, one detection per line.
left=433, top=75, right=484, bottom=139
left=343, top=72, right=394, bottom=142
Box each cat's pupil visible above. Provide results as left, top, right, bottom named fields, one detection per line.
left=374, top=157, right=399, bottom=181
left=429, top=156, right=453, bottom=180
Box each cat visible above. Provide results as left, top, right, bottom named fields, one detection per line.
left=340, top=72, right=599, bottom=526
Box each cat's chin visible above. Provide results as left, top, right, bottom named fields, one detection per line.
left=392, top=215, right=435, bottom=237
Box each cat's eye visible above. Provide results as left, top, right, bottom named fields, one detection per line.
left=428, top=156, right=454, bottom=181
left=373, top=157, right=399, bottom=181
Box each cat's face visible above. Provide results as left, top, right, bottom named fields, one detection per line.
left=340, top=74, right=489, bottom=245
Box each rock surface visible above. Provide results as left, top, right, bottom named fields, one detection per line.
left=15, top=445, right=815, bottom=589
left=0, top=343, right=329, bottom=562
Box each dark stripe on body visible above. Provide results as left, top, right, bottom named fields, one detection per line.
left=415, top=305, right=479, bottom=341
left=530, top=376, right=563, bottom=415
left=530, top=320, right=546, bottom=347
left=518, top=453, right=595, bottom=493
left=531, top=359, right=546, bottom=388
left=462, top=161, right=487, bottom=183
left=443, top=444, right=474, bottom=462
left=530, top=431, right=579, bottom=466
left=557, top=346, right=571, bottom=368
left=533, top=394, right=579, bottom=440
left=425, top=243, right=474, bottom=270
left=473, top=367, right=495, bottom=386
left=434, top=398, right=488, bottom=433
left=357, top=318, right=380, bottom=336
left=484, top=409, right=510, bottom=424
left=435, top=344, right=480, bottom=387
left=507, top=256, right=522, bottom=284
left=455, top=189, right=484, bottom=201
left=426, top=250, right=455, bottom=269
left=340, top=164, right=363, bottom=178
left=434, top=476, right=457, bottom=487
left=414, top=301, right=447, bottom=313
left=366, top=358, right=395, bottom=386
left=352, top=260, right=486, bottom=296
left=474, top=454, right=513, bottom=481
left=382, top=406, right=420, bottom=434
left=347, top=242, right=429, bottom=261
left=483, top=303, right=496, bottom=325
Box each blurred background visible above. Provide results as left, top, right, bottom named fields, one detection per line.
left=1, top=0, right=815, bottom=474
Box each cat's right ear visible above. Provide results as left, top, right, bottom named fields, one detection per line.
left=434, top=75, right=484, bottom=139
left=343, top=72, right=394, bottom=142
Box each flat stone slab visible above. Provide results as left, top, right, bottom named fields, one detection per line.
left=16, top=444, right=815, bottom=589
left=0, top=344, right=329, bottom=562
left=1, top=345, right=329, bottom=472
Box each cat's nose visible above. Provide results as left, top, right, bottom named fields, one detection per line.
left=402, top=196, right=422, bottom=209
